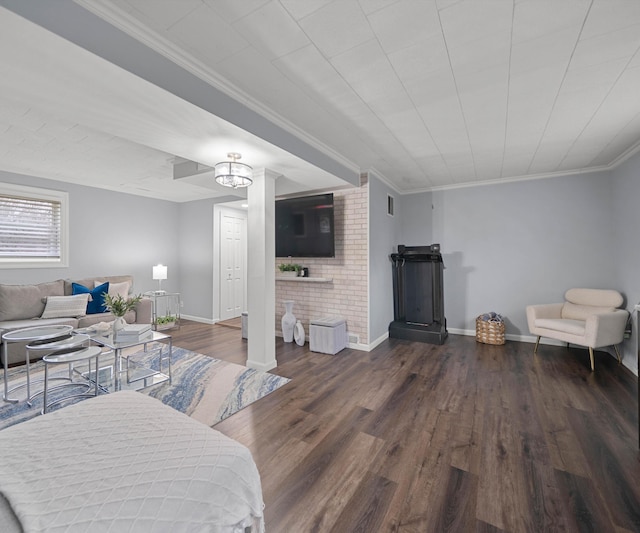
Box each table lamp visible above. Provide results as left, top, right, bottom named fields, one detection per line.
left=152, top=264, right=167, bottom=294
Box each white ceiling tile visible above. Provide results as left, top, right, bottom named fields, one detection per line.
left=387, top=35, right=451, bottom=96
left=231, top=2, right=309, bottom=59
left=512, top=0, right=590, bottom=44
left=571, top=24, right=640, bottom=70
left=473, top=154, right=505, bottom=179
left=368, top=0, right=440, bottom=54
left=167, top=4, right=250, bottom=64
left=590, top=115, right=640, bottom=166
left=279, top=0, right=335, bottom=21
left=273, top=44, right=353, bottom=101
left=357, top=0, right=400, bottom=16
left=582, top=65, right=640, bottom=131
left=3, top=0, right=640, bottom=196
left=298, top=0, right=374, bottom=58
left=0, top=101, right=30, bottom=122
left=330, top=39, right=407, bottom=110
left=383, top=108, right=439, bottom=156
left=560, top=58, right=628, bottom=95
left=581, top=0, right=640, bottom=40
left=501, top=148, right=537, bottom=178
left=439, top=0, right=513, bottom=47
left=629, top=50, right=640, bottom=69
left=557, top=141, right=607, bottom=171
left=528, top=140, right=574, bottom=173
left=510, top=28, right=578, bottom=77
left=204, top=0, right=270, bottom=24
left=447, top=31, right=512, bottom=78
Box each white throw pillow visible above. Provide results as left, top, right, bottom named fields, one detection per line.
left=94, top=280, right=131, bottom=299
left=40, top=294, right=89, bottom=319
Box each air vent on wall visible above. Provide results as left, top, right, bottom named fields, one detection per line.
left=387, top=194, right=394, bottom=216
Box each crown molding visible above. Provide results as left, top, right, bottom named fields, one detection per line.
left=397, top=153, right=639, bottom=195
left=605, top=138, right=640, bottom=170
left=363, top=167, right=405, bottom=194
left=75, top=0, right=360, bottom=176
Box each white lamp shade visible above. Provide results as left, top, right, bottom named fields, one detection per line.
left=152, top=264, right=168, bottom=280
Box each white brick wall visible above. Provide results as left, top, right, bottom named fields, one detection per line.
left=275, top=179, right=369, bottom=345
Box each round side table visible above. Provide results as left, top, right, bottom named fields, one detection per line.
left=42, top=346, right=102, bottom=414
left=25, top=333, right=91, bottom=406
left=2, top=324, right=73, bottom=403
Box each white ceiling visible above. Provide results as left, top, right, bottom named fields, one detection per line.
left=1, top=0, right=640, bottom=202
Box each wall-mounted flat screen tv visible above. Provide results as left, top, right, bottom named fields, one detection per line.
left=276, top=193, right=335, bottom=258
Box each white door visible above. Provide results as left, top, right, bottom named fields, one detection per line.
left=219, top=210, right=246, bottom=320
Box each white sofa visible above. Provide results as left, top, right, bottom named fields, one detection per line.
left=0, top=275, right=152, bottom=365
left=526, top=288, right=628, bottom=371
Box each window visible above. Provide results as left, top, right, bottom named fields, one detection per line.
left=387, top=194, right=394, bottom=217
left=0, top=183, right=68, bottom=268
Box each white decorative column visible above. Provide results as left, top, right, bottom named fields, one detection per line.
left=246, top=168, right=278, bottom=371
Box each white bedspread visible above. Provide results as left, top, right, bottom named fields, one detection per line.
left=0, top=391, right=264, bottom=533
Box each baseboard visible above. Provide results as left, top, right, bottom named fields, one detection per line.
left=246, top=359, right=277, bottom=372
left=180, top=314, right=216, bottom=325
left=348, top=331, right=388, bottom=352
left=447, top=327, right=566, bottom=346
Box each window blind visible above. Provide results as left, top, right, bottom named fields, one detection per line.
left=0, top=194, right=62, bottom=259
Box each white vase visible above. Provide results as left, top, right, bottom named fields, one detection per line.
left=112, top=316, right=127, bottom=337
left=281, top=300, right=296, bottom=342
left=294, top=320, right=305, bottom=346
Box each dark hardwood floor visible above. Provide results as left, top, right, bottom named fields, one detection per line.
left=171, top=320, right=640, bottom=533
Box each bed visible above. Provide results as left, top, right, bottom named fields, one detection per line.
left=0, top=391, right=264, bottom=533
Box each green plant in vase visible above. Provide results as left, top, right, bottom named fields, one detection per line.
left=103, top=292, right=142, bottom=334
left=154, top=315, right=177, bottom=329
left=278, top=263, right=302, bottom=276
left=103, top=293, right=142, bottom=317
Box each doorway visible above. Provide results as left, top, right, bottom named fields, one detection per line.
left=216, top=206, right=247, bottom=321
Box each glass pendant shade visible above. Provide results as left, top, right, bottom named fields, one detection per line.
left=214, top=153, right=253, bottom=188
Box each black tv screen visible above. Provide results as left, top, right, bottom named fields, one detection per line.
left=276, top=193, right=335, bottom=258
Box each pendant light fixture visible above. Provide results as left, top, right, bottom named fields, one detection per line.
left=214, top=152, right=253, bottom=188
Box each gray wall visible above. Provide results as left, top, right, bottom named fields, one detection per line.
left=398, top=166, right=640, bottom=373
left=399, top=191, right=433, bottom=246
left=368, top=173, right=402, bottom=342
left=611, top=151, right=640, bottom=372
left=0, top=170, right=179, bottom=295
left=177, top=199, right=215, bottom=321
left=432, top=172, right=615, bottom=335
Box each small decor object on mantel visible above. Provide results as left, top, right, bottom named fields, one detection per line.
left=278, top=263, right=301, bottom=278
left=281, top=300, right=296, bottom=342
left=104, top=293, right=142, bottom=336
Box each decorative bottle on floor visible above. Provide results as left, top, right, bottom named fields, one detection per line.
left=281, top=300, right=296, bottom=342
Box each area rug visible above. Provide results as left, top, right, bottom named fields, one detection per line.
left=0, top=343, right=290, bottom=431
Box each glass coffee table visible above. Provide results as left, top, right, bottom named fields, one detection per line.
left=79, top=329, right=172, bottom=392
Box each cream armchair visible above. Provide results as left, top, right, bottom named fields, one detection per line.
left=526, top=288, right=628, bottom=371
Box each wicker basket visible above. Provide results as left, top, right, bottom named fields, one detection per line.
left=475, top=316, right=505, bottom=345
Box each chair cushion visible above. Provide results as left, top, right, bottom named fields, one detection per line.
left=564, top=288, right=622, bottom=307
left=561, top=302, right=614, bottom=321
left=535, top=318, right=586, bottom=336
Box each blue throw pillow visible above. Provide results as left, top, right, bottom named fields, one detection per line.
left=72, top=282, right=110, bottom=314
